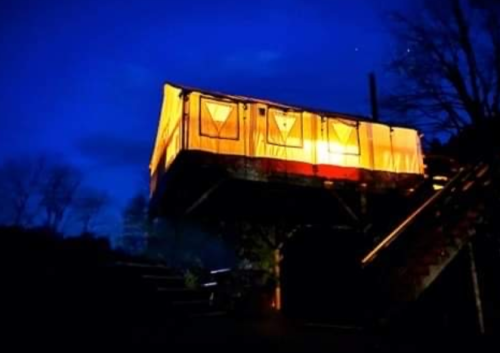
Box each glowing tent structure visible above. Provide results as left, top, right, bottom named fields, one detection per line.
left=150, top=83, right=424, bottom=198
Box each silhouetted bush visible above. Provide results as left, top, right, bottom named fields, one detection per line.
left=0, top=226, right=184, bottom=346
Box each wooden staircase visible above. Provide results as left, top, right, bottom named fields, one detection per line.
left=362, top=161, right=496, bottom=325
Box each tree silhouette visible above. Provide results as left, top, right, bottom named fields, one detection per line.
left=73, top=188, right=110, bottom=234
left=384, top=0, right=500, bottom=136
left=0, top=155, right=90, bottom=232
left=0, top=156, right=45, bottom=226
left=39, top=162, right=83, bottom=231
left=121, top=193, right=148, bottom=254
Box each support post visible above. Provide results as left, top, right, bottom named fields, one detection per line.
left=468, top=241, right=485, bottom=335
left=274, top=248, right=282, bottom=311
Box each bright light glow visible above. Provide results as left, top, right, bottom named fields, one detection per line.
left=316, top=141, right=360, bottom=168
left=433, top=184, right=444, bottom=190
left=324, top=180, right=334, bottom=188
left=432, top=175, right=448, bottom=181
left=202, top=282, right=217, bottom=287
left=210, top=268, right=231, bottom=274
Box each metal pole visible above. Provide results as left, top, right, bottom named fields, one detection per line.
left=369, top=73, right=379, bottom=122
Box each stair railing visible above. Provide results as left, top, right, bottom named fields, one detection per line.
left=361, top=162, right=486, bottom=266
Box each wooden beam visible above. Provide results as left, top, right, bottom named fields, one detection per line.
left=184, top=179, right=226, bottom=216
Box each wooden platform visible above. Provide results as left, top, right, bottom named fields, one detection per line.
left=150, top=151, right=423, bottom=225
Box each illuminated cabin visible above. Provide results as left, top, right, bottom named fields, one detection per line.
left=147, top=84, right=496, bottom=328
left=149, top=83, right=425, bottom=220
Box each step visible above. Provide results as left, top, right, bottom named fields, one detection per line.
left=391, top=273, right=422, bottom=291
left=157, top=287, right=213, bottom=301
left=189, top=311, right=227, bottom=318
left=408, top=265, right=430, bottom=277
left=141, top=274, right=185, bottom=286
left=412, top=233, right=447, bottom=251
left=172, top=299, right=212, bottom=306
left=427, top=264, right=442, bottom=279
left=114, top=261, right=171, bottom=270
left=113, top=262, right=181, bottom=276
left=171, top=299, right=219, bottom=316
left=418, top=255, right=439, bottom=267
left=390, top=286, right=415, bottom=302
left=142, top=274, right=184, bottom=281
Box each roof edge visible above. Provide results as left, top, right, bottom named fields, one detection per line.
left=164, top=81, right=419, bottom=131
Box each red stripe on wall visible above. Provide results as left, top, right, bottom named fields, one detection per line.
left=257, top=158, right=360, bottom=181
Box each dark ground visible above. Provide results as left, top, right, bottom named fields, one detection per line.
left=1, top=227, right=499, bottom=352
left=9, top=313, right=497, bottom=352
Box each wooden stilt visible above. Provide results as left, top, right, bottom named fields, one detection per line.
left=274, top=248, right=282, bottom=311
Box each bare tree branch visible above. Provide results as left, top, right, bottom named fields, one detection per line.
left=384, top=0, right=499, bottom=136
left=0, top=156, right=46, bottom=226
left=39, top=162, right=83, bottom=231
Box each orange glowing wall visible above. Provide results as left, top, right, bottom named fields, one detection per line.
left=150, top=84, right=424, bottom=178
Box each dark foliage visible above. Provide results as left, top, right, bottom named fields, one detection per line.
left=0, top=227, right=183, bottom=348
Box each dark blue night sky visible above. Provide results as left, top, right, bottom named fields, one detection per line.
left=0, top=0, right=409, bottom=216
